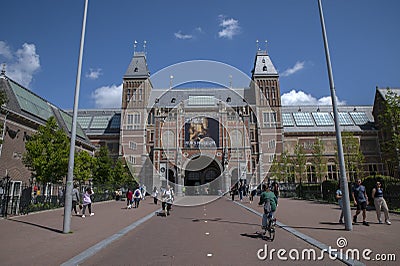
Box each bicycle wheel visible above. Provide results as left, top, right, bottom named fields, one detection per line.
left=267, top=219, right=275, bottom=241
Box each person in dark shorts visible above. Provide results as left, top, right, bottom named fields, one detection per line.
left=352, top=178, right=369, bottom=226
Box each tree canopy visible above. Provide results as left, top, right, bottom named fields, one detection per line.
left=23, top=117, right=70, bottom=184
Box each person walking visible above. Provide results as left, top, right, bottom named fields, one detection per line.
left=238, top=180, right=244, bottom=201
left=336, top=184, right=344, bottom=224
left=162, top=185, right=174, bottom=215
left=71, top=184, right=80, bottom=215
left=352, top=178, right=369, bottom=226
left=152, top=186, right=159, bottom=204
left=372, top=181, right=391, bottom=225
left=133, top=186, right=142, bottom=208
left=82, top=187, right=94, bottom=218
left=271, top=181, right=280, bottom=205
left=126, top=189, right=133, bottom=209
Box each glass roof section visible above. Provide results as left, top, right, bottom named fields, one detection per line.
left=60, top=111, right=87, bottom=139
left=9, top=81, right=53, bottom=121
left=188, top=95, right=215, bottom=106
left=90, top=116, right=112, bottom=129
left=282, top=113, right=295, bottom=127
left=312, top=112, right=334, bottom=126
left=110, top=114, right=121, bottom=129
left=350, top=112, right=369, bottom=125
left=77, top=116, right=92, bottom=129
left=293, top=112, right=315, bottom=126
left=334, top=112, right=354, bottom=126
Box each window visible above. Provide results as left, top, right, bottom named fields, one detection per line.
left=128, top=155, right=136, bottom=164
left=271, top=87, right=276, bottom=99
left=263, top=112, right=277, bottom=127
left=126, top=113, right=141, bottom=129
left=328, top=164, right=338, bottom=180
left=368, top=164, right=378, bottom=176
left=307, top=165, right=316, bottom=183
left=129, top=141, right=137, bottom=150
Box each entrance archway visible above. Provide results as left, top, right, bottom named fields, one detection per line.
left=184, top=155, right=222, bottom=195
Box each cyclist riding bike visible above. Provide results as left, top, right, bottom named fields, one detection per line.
left=258, top=183, right=278, bottom=234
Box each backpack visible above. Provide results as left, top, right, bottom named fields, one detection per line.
left=135, top=190, right=140, bottom=197
left=264, top=198, right=272, bottom=213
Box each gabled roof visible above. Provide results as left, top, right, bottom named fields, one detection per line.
left=377, top=87, right=400, bottom=101
left=0, top=74, right=94, bottom=149
left=124, top=52, right=150, bottom=79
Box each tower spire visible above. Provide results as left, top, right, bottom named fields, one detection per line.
left=133, top=40, right=138, bottom=54
left=1, top=63, right=6, bottom=76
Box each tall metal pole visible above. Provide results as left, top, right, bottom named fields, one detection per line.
left=318, top=0, right=352, bottom=230
left=63, top=0, right=89, bottom=233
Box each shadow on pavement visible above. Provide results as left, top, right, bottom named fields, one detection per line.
left=184, top=216, right=260, bottom=227
left=240, top=232, right=273, bottom=242
left=9, top=219, right=63, bottom=234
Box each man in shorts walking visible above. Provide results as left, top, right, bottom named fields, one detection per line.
left=352, top=178, right=369, bottom=226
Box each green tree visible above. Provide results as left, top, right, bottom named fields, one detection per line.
left=92, top=145, right=113, bottom=186
left=340, top=131, right=365, bottom=181
left=74, top=150, right=94, bottom=186
left=293, top=143, right=306, bottom=182
left=23, top=117, right=69, bottom=184
left=113, top=158, right=136, bottom=188
left=312, top=138, right=327, bottom=182
left=378, top=89, right=400, bottom=176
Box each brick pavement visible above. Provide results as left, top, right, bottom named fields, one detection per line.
left=0, top=196, right=398, bottom=265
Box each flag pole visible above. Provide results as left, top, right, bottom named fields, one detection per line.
left=63, top=0, right=89, bottom=233
left=317, top=0, right=352, bottom=231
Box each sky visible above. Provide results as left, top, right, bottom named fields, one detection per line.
left=1, top=0, right=399, bottom=110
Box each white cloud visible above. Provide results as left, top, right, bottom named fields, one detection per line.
left=218, top=15, right=240, bottom=39
left=0, top=41, right=12, bottom=59
left=281, top=89, right=346, bottom=106
left=91, top=84, right=122, bottom=108
left=0, top=41, right=40, bottom=87
left=281, top=61, right=305, bottom=77
left=174, top=31, right=193, bottom=40
left=86, top=68, right=102, bottom=80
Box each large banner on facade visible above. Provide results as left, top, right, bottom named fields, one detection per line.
left=184, top=117, right=219, bottom=148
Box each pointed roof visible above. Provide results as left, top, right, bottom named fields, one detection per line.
left=252, top=50, right=278, bottom=77
left=124, top=52, right=150, bottom=79
left=0, top=75, right=94, bottom=149
left=376, top=87, right=400, bottom=101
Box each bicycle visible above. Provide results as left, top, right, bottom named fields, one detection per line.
left=258, top=212, right=276, bottom=241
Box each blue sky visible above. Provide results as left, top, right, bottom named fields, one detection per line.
left=1, top=0, right=399, bottom=109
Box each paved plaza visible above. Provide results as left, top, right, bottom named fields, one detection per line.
left=0, top=195, right=399, bottom=266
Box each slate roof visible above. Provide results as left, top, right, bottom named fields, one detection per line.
left=252, top=50, right=278, bottom=76
left=124, top=52, right=150, bottom=79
